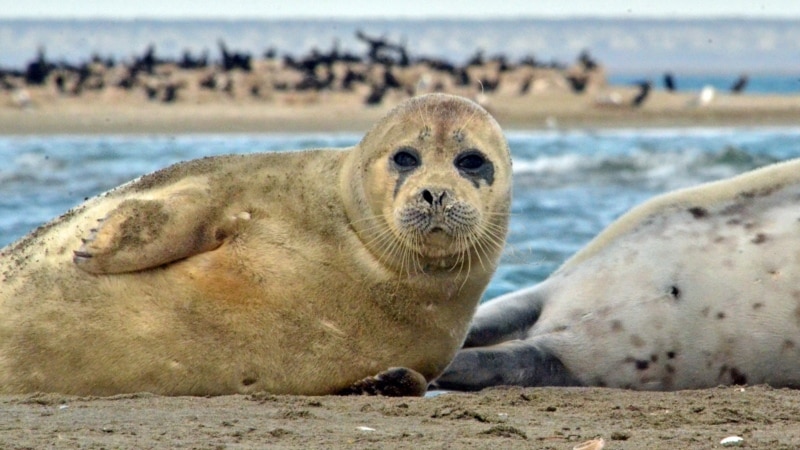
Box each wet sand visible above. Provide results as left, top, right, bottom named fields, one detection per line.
left=3, top=87, right=800, bottom=449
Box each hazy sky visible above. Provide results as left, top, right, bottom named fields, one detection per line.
left=2, top=0, right=799, bottom=19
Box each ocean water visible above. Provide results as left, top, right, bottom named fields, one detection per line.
left=2, top=18, right=800, bottom=90
left=3, top=127, right=800, bottom=301
left=607, top=73, right=800, bottom=95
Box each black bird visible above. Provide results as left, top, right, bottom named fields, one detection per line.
left=578, top=49, right=598, bottom=71
left=663, top=72, right=677, bottom=92
left=566, top=74, right=588, bottom=93
left=730, top=74, right=748, bottom=93
left=25, top=46, right=52, bottom=85
left=631, top=80, right=652, bottom=107
left=519, top=75, right=533, bottom=95
left=454, top=68, right=470, bottom=87
left=364, top=83, right=387, bottom=105
left=162, top=83, right=180, bottom=103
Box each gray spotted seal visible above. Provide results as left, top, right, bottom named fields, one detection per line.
left=435, top=158, right=800, bottom=391
left=0, top=93, right=512, bottom=396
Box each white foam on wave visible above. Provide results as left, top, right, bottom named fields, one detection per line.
left=512, top=153, right=587, bottom=175
left=511, top=145, right=777, bottom=193
left=506, top=126, right=800, bottom=142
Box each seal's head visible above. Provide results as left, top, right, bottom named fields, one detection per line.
left=342, top=93, right=512, bottom=274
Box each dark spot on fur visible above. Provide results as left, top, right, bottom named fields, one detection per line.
left=126, top=155, right=227, bottom=193
left=721, top=203, right=745, bottom=215
left=738, top=185, right=780, bottom=199
left=665, top=364, right=676, bottom=374
left=635, top=360, right=649, bottom=370
left=553, top=325, right=568, bottom=332
left=751, top=233, right=768, bottom=244
left=783, top=340, right=795, bottom=351
left=739, top=190, right=756, bottom=199
left=391, top=147, right=421, bottom=198
left=716, top=312, right=726, bottom=320
left=650, top=354, right=658, bottom=363
left=753, top=302, right=764, bottom=310
left=610, top=320, right=624, bottom=332
left=114, top=200, right=170, bottom=250
left=455, top=149, right=494, bottom=188
left=669, top=285, right=680, bottom=300
left=701, top=307, right=710, bottom=317
left=667, top=351, right=676, bottom=359
left=730, top=368, right=747, bottom=385
left=418, top=126, right=431, bottom=140
left=688, top=207, right=708, bottom=219
left=242, top=377, right=257, bottom=386
left=630, top=335, right=645, bottom=348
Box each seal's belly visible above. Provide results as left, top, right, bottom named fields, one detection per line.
left=542, top=203, right=800, bottom=390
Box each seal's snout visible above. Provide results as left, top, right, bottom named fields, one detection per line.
left=397, top=185, right=480, bottom=246
left=420, top=188, right=449, bottom=207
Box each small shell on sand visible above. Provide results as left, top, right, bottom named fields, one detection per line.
left=573, top=438, right=605, bottom=450
left=720, top=435, right=744, bottom=446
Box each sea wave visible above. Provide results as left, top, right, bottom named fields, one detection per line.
left=509, top=127, right=800, bottom=192
left=3, top=129, right=800, bottom=297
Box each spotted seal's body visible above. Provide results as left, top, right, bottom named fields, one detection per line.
left=435, top=158, right=800, bottom=391
left=0, top=94, right=511, bottom=396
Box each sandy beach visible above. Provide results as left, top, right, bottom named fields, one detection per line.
left=2, top=83, right=799, bottom=135
left=4, top=385, right=800, bottom=449
left=3, top=78, right=800, bottom=449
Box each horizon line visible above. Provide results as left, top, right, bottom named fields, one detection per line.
left=1, top=14, right=799, bottom=21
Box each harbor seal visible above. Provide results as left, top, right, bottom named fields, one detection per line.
left=434, top=157, right=800, bottom=391
left=0, top=93, right=512, bottom=396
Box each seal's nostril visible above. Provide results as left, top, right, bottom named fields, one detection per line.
left=438, top=191, right=446, bottom=203
left=422, top=189, right=434, bottom=205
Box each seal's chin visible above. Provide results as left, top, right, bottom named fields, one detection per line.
left=415, top=228, right=470, bottom=260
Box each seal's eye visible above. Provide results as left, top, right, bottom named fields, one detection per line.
left=455, top=151, right=486, bottom=172
left=392, top=148, right=420, bottom=170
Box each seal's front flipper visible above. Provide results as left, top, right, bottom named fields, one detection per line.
left=337, top=367, right=428, bottom=397
left=463, top=285, right=547, bottom=347
left=74, top=194, right=243, bottom=274
left=431, top=339, right=580, bottom=391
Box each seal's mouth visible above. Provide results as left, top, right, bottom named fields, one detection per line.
left=390, top=187, right=484, bottom=261
left=401, top=212, right=477, bottom=258
left=429, top=226, right=444, bottom=234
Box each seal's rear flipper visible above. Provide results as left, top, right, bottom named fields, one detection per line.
left=337, top=367, right=428, bottom=397
left=431, top=340, right=580, bottom=391
left=73, top=192, right=244, bottom=274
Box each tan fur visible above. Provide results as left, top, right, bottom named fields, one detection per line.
left=0, top=93, right=511, bottom=396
